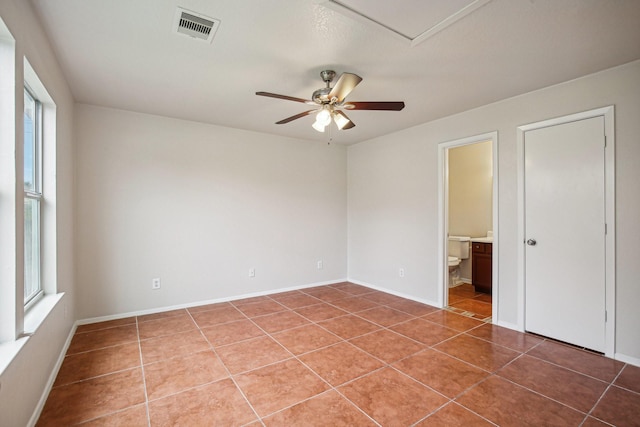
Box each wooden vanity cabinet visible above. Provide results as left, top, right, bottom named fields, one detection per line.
left=472, top=242, right=492, bottom=294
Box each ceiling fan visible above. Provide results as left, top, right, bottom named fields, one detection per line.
left=256, top=70, right=405, bottom=132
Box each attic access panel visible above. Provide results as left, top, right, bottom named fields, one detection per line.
left=320, top=0, right=491, bottom=47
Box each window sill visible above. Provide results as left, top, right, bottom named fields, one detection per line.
left=0, top=292, right=64, bottom=376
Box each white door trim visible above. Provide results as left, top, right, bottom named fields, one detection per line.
left=437, top=131, right=499, bottom=323
left=516, top=106, right=615, bottom=357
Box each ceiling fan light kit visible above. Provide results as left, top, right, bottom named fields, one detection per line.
left=256, top=70, right=405, bottom=134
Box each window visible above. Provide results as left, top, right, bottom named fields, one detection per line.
left=24, top=86, right=42, bottom=307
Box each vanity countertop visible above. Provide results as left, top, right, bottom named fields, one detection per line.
left=471, top=237, right=493, bottom=243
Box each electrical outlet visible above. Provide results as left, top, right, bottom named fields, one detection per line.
left=399, top=268, right=405, bottom=278
left=249, top=268, right=255, bottom=278
left=317, top=260, right=323, bottom=269
left=152, top=278, right=161, bottom=290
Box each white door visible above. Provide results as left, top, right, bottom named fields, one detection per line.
left=524, top=116, right=606, bottom=352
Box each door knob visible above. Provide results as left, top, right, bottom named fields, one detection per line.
left=526, top=239, right=537, bottom=246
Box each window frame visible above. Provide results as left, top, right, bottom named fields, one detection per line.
left=23, top=85, right=43, bottom=309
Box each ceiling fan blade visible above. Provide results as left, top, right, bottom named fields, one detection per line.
left=275, top=110, right=318, bottom=124
left=256, top=91, right=312, bottom=104
left=328, top=73, right=362, bottom=103
left=334, top=110, right=355, bottom=130
left=342, top=101, right=405, bottom=111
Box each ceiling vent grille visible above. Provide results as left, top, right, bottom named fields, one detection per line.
left=173, top=7, right=220, bottom=43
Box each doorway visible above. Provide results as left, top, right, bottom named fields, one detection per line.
left=517, top=107, right=615, bottom=356
left=438, top=132, right=498, bottom=322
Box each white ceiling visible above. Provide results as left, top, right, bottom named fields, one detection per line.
left=30, top=0, right=640, bottom=145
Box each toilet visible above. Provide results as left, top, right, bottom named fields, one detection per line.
left=448, top=236, right=470, bottom=286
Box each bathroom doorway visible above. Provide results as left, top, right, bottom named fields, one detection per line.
left=438, top=132, right=498, bottom=322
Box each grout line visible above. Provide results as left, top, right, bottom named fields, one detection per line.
left=48, top=284, right=630, bottom=426
left=580, top=364, right=627, bottom=426
left=188, top=309, right=266, bottom=426
left=134, top=317, right=152, bottom=427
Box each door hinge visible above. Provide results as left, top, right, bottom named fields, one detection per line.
left=605, top=310, right=607, bottom=322
left=605, top=223, right=608, bottom=234
left=604, top=136, right=607, bottom=147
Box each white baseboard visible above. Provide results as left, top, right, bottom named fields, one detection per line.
left=347, top=279, right=441, bottom=308
left=496, top=319, right=522, bottom=332
left=78, top=278, right=349, bottom=325
left=28, top=322, right=78, bottom=427
left=615, top=352, right=640, bottom=368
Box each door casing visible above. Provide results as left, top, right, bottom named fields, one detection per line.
left=437, top=131, right=498, bottom=323
left=516, top=106, right=615, bottom=357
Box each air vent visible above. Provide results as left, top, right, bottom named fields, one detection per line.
left=173, top=7, right=220, bottom=43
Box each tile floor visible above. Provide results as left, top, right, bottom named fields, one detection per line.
left=37, top=282, right=640, bottom=426
left=447, top=283, right=492, bottom=321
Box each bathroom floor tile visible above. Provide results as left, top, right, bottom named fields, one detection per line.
left=498, top=354, right=608, bottom=412
left=390, top=318, right=459, bottom=346
left=415, top=402, right=494, bottom=426
left=235, top=359, right=329, bottom=417
left=350, top=329, right=425, bottom=363
left=449, top=299, right=493, bottom=318
left=144, top=350, right=228, bottom=400
left=215, top=335, right=291, bottom=374
left=590, top=385, right=640, bottom=427
left=434, top=334, right=520, bottom=372
left=37, top=369, right=145, bottom=426
left=318, top=314, right=381, bottom=339
left=394, top=348, right=490, bottom=398
left=263, top=390, right=376, bottom=426
left=456, top=376, right=585, bottom=426
left=527, top=340, right=624, bottom=382
left=474, top=293, right=492, bottom=303
left=200, top=318, right=265, bottom=347
left=54, top=342, right=141, bottom=386
left=294, top=303, right=348, bottom=321
left=339, top=367, right=448, bottom=426
left=148, top=379, right=257, bottom=426
left=272, top=324, right=341, bottom=355
left=299, top=342, right=384, bottom=386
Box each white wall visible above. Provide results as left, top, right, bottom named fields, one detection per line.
left=348, top=60, right=640, bottom=362
left=449, top=141, right=493, bottom=238
left=0, top=1, right=76, bottom=425
left=75, top=105, right=347, bottom=319
left=449, top=141, right=493, bottom=280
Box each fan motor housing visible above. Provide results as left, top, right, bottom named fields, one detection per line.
left=312, top=88, right=331, bottom=104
